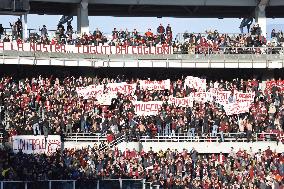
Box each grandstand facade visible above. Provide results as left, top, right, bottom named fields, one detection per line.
left=0, top=0, right=284, bottom=189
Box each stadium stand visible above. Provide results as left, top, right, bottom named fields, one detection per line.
left=0, top=10, right=284, bottom=189
left=0, top=146, right=283, bottom=188
left=1, top=19, right=284, bottom=55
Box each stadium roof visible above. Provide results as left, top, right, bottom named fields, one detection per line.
left=3, top=0, right=284, bottom=18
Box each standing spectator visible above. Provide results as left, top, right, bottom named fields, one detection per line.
left=15, top=18, right=23, bottom=38
left=112, top=28, right=118, bottom=40
left=157, top=24, right=165, bottom=43
left=246, top=120, right=253, bottom=142
left=30, top=112, right=40, bottom=135
left=0, top=24, right=4, bottom=39
left=212, top=116, right=220, bottom=137
left=157, top=23, right=165, bottom=34
left=42, top=117, right=49, bottom=137
left=66, top=115, right=73, bottom=135
left=166, top=24, right=172, bottom=35
left=39, top=25, right=48, bottom=37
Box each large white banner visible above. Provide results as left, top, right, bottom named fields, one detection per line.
left=106, top=82, right=136, bottom=95
left=76, top=82, right=136, bottom=100
left=133, top=101, right=163, bottom=116
left=140, top=79, right=171, bottom=90
left=192, top=92, right=210, bottom=103
left=76, top=84, right=104, bottom=99
left=184, top=76, right=206, bottom=91
left=168, top=96, right=194, bottom=107
left=96, top=93, right=117, bottom=105
left=0, top=42, right=173, bottom=55
left=214, top=90, right=232, bottom=104
left=235, top=92, right=255, bottom=102
left=12, top=135, right=61, bottom=154
left=223, top=102, right=251, bottom=115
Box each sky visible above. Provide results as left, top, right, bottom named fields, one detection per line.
left=1, top=14, right=284, bottom=38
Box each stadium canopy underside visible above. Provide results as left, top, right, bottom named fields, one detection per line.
left=0, top=0, right=283, bottom=18
left=28, top=1, right=284, bottom=18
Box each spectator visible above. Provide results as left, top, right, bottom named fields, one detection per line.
left=39, top=25, right=48, bottom=37
left=0, top=24, right=4, bottom=39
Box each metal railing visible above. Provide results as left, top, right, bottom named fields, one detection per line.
left=0, top=179, right=155, bottom=189
left=139, top=132, right=282, bottom=143
left=64, top=133, right=107, bottom=142
left=64, top=132, right=282, bottom=143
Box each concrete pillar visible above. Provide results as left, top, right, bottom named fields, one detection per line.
left=23, top=13, right=28, bottom=40
left=255, top=5, right=267, bottom=37
left=77, top=0, right=89, bottom=35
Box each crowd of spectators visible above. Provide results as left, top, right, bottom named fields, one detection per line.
left=0, top=145, right=283, bottom=188
left=0, top=74, right=284, bottom=144
left=1, top=18, right=284, bottom=54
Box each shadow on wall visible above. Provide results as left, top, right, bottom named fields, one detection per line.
left=0, top=65, right=283, bottom=80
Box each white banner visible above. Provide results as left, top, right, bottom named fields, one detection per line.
left=192, top=92, right=210, bottom=103
left=140, top=79, right=171, bottom=90
left=184, top=76, right=206, bottom=91
left=168, top=96, right=194, bottom=107
left=106, top=82, right=136, bottom=95
left=97, top=93, right=116, bottom=105
left=76, top=82, right=136, bottom=100
left=12, top=135, right=61, bottom=154
left=76, top=84, right=104, bottom=99
left=214, top=90, right=232, bottom=104
left=0, top=42, right=173, bottom=55
left=223, top=102, right=251, bottom=115
left=235, top=92, right=255, bottom=102
left=133, top=101, right=163, bottom=116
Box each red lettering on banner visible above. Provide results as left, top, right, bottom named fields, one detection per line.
left=103, top=46, right=109, bottom=54
left=156, top=46, right=163, bottom=54
left=163, top=45, right=170, bottom=54
left=89, top=45, right=95, bottom=54
left=97, top=46, right=103, bottom=54
left=54, top=45, right=61, bottom=52
left=61, top=45, right=66, bottom=53
left=116, top=46, right=121, bottom=54
left=132, top=46, right=137, bottom=54
left=36, top=44, right=42, bottom=51
left=0, top=42, right=4, bottom=50
left=1, top=43, right=174, bottom=55
left=30, top=43, right=35, bottom=51
left=143, top=46, right=148, bottom=54
left=149, top=47, right=154, bottom=54
left=121, top=46, right=128, bottom=54
left=83, top=45, right=89, bottom=53
left=137, top=46, right=143, bottom=54
left=76, top=45, right=81, bottom=53
left=42, top=44, right=48, bottom=52
left=17, top=43, right=23, bottom=51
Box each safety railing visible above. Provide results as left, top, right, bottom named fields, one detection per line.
left=0, top=179, right=156, bottom=189
left=64, top=132, right=282, bottom=143
left=64, top=133, right=107, bottom=142
left=139, top=132, right=282, bottom=143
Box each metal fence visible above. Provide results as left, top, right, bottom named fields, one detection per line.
left=64, top=132, right=283, bottom=143
left=139, top=132, right=282, bottom=143
left=0, top=179, right=158, bottom=189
